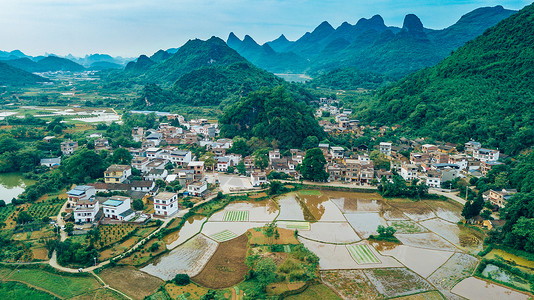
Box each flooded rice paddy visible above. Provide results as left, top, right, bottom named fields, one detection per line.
left=145, top=190, right=525, bottom=298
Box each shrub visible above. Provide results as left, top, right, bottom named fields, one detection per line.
left=173, top=274, right=190, bottom=286
left=149, top=242, right=160, bottom=252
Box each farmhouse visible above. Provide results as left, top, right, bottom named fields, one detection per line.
left=74, top=198, right=100, bottom=224
left=67, top=185, right=96, bottom=203
left=105, top=164, right=132, bottom=184
left=187, top=181, right=208, bottom=197
left=102, top=196, right=135, bottom=221
left=154, top=192, right=179, bottom=216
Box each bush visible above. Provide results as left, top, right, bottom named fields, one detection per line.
left=149, top=242, right=160, bottom=252
left=132, top=199, right=144, bottom=211
left=173, top=274, right=190, bottom=286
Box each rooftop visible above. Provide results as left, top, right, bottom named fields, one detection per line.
left=102, top=199, right=124, bottom=207
left=155, top=191, right=176, bottom=200
left=106, top=164, right=131, bottom=172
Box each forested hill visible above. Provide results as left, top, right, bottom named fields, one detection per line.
left=219, top=87, right=325, bottom=148
left=0, top=62, right=50, bottom=86
left=359, top=3, right=534, bottom=155
left=127, top=37, right=304, bottom=108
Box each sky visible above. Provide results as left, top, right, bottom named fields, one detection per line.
left=0, top=0, right=530, bottom=58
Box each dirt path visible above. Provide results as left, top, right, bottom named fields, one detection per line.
left=428, top=189, right=466, bottom=205
left=90, top=271, right=133, bottom=300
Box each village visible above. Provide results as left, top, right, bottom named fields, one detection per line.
left=44, top=100, right=512, bottom=234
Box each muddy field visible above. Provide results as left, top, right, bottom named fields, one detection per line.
left=164, top=215, right=207, bottom=249
left=363, top=268, right=433, bottom=298
left=451, top=277, right=531, bottom=300
left=321, top=270, right=382, bottom=299
left=395, top=232, right=457, bottom=251
left=142, top=234, right=217, bottom=280
left=345, top=213, right=388, bottom=238
left=379, top=245, right=454, bottom=278
left=99, top=266, right=163, bottom=300
left=192, top=234, right=249, bottom=289
left=208, top=200, right=278, bottom=222
left=423, top=200, right=463, bottom=223
left=388, top=201, right=436, bottom=221
left=428, top=252, right=478, bottom=291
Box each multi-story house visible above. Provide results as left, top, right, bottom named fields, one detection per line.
left=489, top=189, right=517, bottom=209
left=102, top=196, right=135, bottom=221
left=187, top=181, right=208, bottom=197
left=74, top=198, right=100, bottom=224
left=67, top=185, right=96, bottom=203
left=61, top=140, right=78, bottom=156
left=154, top=192, right=179, bottom=216
left=104, top=165, right=132, bottom=184
left=473, top=148, right=500, bottom=162
left=400, top=164, right=418, bottom=181
left=379, top=142, right=392, bottom=157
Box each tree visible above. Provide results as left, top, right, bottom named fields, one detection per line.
left=62, top=148, right=105, bottom=183
left=370, top=150, right=390, bottom=170
left=253, top=149, right=269, bottom=171
left=301, top=148, right=328, bottom=182
left=377, top=225, right=396, bottom=237
left=268, top=181, right=285, bottom=195
left=149, top=242, right=160, bottom=252
left=461, top=196, right=484, bottom=219
left=111, top=147, right=132, bottom=165
left=201, top=153, right=216, bottom=171
left=229, top=137, right=249, bottom=156
left=132, top=199, right=144, bottom=210
left=0, top=200, right=5, bottom=207
left=236, top=160, right=246, bottom=175
left=255, top=257, right=277, bottom=290
left=227, top=166, right=235, bottom=174
left=302, top=136, right=319, bottom=150
left=64, top=222, right=74, bottom=235
left=16, top=211, right=33, bottom=224
left=480, top=209, right=493, bottom=220
left=173, top=274, right=191, bottom=286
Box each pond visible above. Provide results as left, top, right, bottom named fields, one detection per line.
left=0, top=173, right=35, bottom=204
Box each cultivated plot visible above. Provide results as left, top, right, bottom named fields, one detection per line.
left=299, top=198, right=346, bottom=222
left=388, top=220, right=427, bottom=234
left=277, top=221, right=310, bottom=230
left=379, top=245, right=454, bottom=278
left=321, top=270, right=382, bottom=300
left=390, top=201, right=436, bottom=221
left=99, top=266, right=163, bottom=300
left=224, top=210, right=249, bottom=222
left=428, top=252, right=478, bottom=291
left=202, top=221, right=266, bottom=238
left=347, top=244, right=381, bottom=264
left=421, top=218, right=484, bottom=253
left=300, top=239, right=401, bottom=270
left=451, top=277, right=530, bottom=300
left=298, top=222, right=361, bottom=243
left=395, top=232, right=457, bottom=251
left=363, top=268, right=434, bottom=298
left=142, top=234, right=218, bottom=280
left=423, top=200, right=463, bottom=223
left=276, top=193, right=310, bottom=221
left=210, top=230, right=239, bottom=242
left=345, top=212, right=388, bottom=239
left=208, top=200, right=278, bottom=222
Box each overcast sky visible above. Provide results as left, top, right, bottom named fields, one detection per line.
left=0, top=0, right=530, bottom=58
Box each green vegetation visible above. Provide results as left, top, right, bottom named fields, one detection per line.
left=378, top=176, right=430, bottom=199
left=219, top=87, right=325, bottom=148
left=0, top=281, right=57, bottom=300
left=0, top=62, right=49, bottom=86
left=359, top=4, right=534, bottom=155
left=301, top=148, right=328, bottom=182
left=172, top=274, right=191, bottom=286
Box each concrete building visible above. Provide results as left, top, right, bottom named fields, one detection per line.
left=74, top=198, right=100, bottom=224
left=187, top=181, right=208, bottom=197
left=379, top=142, right=392, bottom=157
left=102, top=196, right=135, bottom=221
left=154, top=192, right=179, bottom=216
left=105, top=165, right=132, bottom=184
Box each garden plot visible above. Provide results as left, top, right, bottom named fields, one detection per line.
left=165, top=215, right=207, bottom=249
left=298, top=222, right=361, bottom=243
left=388, top=220, right=427, bottom=234
left=141, top=234, right=217, bottom=280
left=451, top=277, right=530, bottom=300
left=395, top=233, right=457, bottom=251
left=423, top=200, right=463, bottom=223
left=300, top=239, right=401, bottom=270
left=379, top=245, right=455, bottom=278
left=363, top=268, right=434, bottom=298
left=201, top=221, right=265, bottom=238
left=347, top=244, right=381, bottom=264
left=345, top=213, right=388, bottom=239
left=207, top=200, right=278, bottom=222
left=276, top=193, right=312, bottom=221
left=428, top=253, right=478, bottom=299
left=420, top=218, right=484, bottom=252
left=481, top=264, right=532, bottom=291
left=298, top=197, right=346, bottom=222
left=381, top=205, right=410, bottom=221
left=390, top=201, right=436, bottom=221
left=394, top=291, right=445, bottom=300
left=321, top=270, right=382, bottom=300
left=224, top=211, right=249, bottom=222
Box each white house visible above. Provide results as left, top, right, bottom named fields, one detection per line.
left=400, top=164, right=418, bottom=181
left=74, top=198, right=100, bottom=224
left=146, top=147, right=163, bottom=159
left=130, top=180, right=156, bottom=193
left=40, top=157, right=61, bottom=167
left=379, top=142, right=392, bottom=157
left=473, top=148, right=500, bottom=162
left=146, top=169, right=168, bottom=181
left=426, top=169, right=441, bottom=188
left=154, top=192, right=179, bottom=216
left=330, top=146, right=345, bottom=159
left=251, top=172, right=268, bottom=187
left=187, top=181, right=208, bottom=197
left=217, top=157, right=231, bottom=172
left=269, top=150, right=280, bottom=161
left=170, top=150, right=192, bottom=166
left=102, top=196, right=135, bottom=221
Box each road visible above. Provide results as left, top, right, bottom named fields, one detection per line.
left=429, top=189, right=467, bottom=205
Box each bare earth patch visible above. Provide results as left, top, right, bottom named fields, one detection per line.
left=192, top=234, right=249, bottom=289
left=321, top=270, right=383, bottom=300
left=99, top=266, right=163, bottom=300
left=451, top=277, right=531, bottom=300
left=363, top=268, right=433, bottom=298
